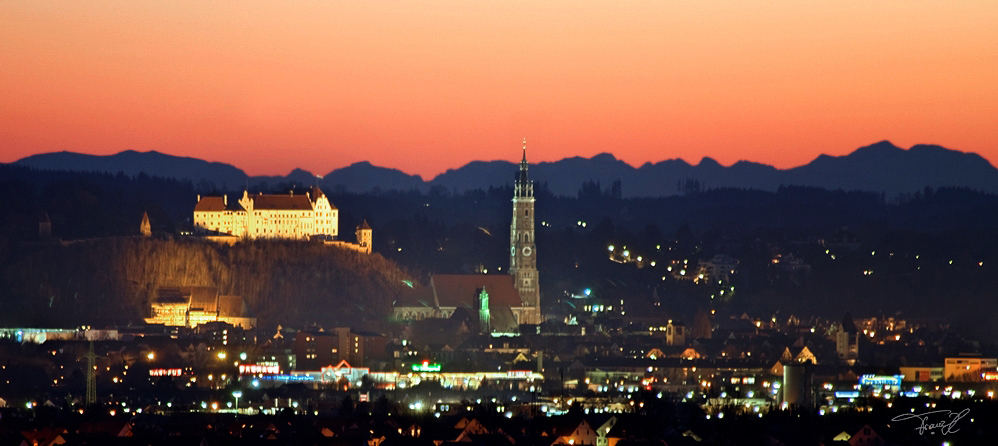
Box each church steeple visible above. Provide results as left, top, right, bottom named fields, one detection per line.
left=521, top=138, right=528, bottom=170
left=515, top=139, right=533, bottom=199
left=510, top=138, right=540, bottom=325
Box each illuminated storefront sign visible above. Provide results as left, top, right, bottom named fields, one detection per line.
left=859, top=374, right=903, bottom=387
left=412, top=361, right=441, bottom=372
left=238, top=363, right=280, bottom=375
left=149, top=368, right=183, bottom=377
left=835, top=391, right=860, bottom=398
left=259, top=374, right=315, bottom=381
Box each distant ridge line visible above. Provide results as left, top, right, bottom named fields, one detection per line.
left=12, top=141, right=998, bottom=197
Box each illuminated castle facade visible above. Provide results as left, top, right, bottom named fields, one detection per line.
left=194, top=187, right=337, bottom=240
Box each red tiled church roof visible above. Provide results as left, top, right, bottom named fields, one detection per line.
left=395, top=284, right=435, bottom=307
left=431, top=274, right=523, bottom=308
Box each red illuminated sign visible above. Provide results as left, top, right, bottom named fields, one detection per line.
left=149, top=368, right=182, bottom=377
left=239, top=364, right=280, bottom=375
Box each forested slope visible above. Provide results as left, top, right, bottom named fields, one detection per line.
left=0, top=237, right=410, bottom=330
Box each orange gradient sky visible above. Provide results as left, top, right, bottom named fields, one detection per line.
left=2, top=1, right=997, bottom=179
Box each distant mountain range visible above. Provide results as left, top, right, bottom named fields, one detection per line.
left=12, top=141, right=998, bottom=197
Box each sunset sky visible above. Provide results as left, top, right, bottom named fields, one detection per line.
left=3, top=1, right=996, bottom=179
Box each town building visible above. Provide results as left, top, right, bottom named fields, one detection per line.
left=144, top=286, right=256, bottom=329
left=944, top=355, right=998, bottom=382
left=834, top=312, right=859, bottom=365
left=294, top=327, right=386, bottom=370
left=899, top=365, right=944, bottom=382
left=696, top=254, right=739, bottom=284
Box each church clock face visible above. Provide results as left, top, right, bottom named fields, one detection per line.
left=522, top=246, right=532, bottom=257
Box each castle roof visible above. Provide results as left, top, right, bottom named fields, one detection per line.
left=251, top=194, right=314, bottom=210
left=155, top=287, right=251, bottom=318
left=359, top=219, right=371, bottom=230
left=431, top=275, right=523, bottom=308
left=187, top=287, right=219, bottom=312
left=154, top=287, right=191, bottom=304
left=308, top=186, right=338, bottom=209
left=154, top=286, right=219, bottom=312
left=194, top=196, right=244, bottom=212
left=309, top=186, right=324, bottom=199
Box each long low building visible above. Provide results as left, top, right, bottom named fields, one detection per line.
left=194, top=187, right=338, bottom=240
left=145, top=286, right=256, bottom=329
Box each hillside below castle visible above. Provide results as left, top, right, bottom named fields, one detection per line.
left=0, top=237, right=410, bottom=330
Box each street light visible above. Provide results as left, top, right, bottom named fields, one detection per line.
left=232, top=390, right=242, bottom=411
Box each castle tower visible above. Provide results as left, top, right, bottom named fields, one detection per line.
left=140, top=211, right=152, bottom=237
left=355, top=219, right=372, bottom=254
left=509, top=139, right=541, bottom=325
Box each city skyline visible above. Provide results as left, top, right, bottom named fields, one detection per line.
left=3, top=1, right=996, bottom=178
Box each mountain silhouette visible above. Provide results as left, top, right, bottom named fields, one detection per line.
left=15, top=150, right=250, bottom=191
left=320, top=161, right=426, bottom=193
left=251, top=168, right=319, bottom=189
left=12, top=142, right=998, bottom=197
left=782, top=141, right=998, bottom=194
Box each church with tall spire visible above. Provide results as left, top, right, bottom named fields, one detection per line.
left=509, top=139, right=542, bottom=325
left=391, top=139, right=543, bottom=330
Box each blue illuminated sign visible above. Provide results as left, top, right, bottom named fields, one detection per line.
left=258, top=375, right=315, bottom=381
left=859, top=374, right=902, bottom=388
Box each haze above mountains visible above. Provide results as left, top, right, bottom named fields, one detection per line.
left=12, top=141, right=998, bottom=198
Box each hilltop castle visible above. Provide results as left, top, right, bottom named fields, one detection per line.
left=194, top=187, right=371, bottom=253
